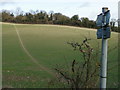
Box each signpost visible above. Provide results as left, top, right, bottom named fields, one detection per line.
left=96, top=7, right=111, bottom=89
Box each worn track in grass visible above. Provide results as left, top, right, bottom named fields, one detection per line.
left=13, top=24, right=55, bottom=77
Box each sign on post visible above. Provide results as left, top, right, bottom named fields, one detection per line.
left=96, top=8, right=111, bottom=39
left=96, top=7, right=111, bottom=89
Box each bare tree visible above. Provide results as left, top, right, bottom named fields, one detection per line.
left=52, top=38, right=100, bottom=89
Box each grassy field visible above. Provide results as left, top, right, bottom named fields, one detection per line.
left=2, top=23, right=119, bottom=88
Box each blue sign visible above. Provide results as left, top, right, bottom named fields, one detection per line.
left=96, top=9, right=111, bottom=39
left=96, top=14, right=102, bottom=27
left=97, top=28, right=102, bottom=39
left=96, top=10, right=110, bottom=27
left=104, top=10, right=110, bottom=26
left=97, top=27, right=111, bottom=39
left=103, top=27, right=111, bottom=39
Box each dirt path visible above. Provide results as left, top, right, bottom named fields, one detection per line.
left=13, top=24, right=55, bottom=77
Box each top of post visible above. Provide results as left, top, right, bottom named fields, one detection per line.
left=118, top=1, right=120, bottom=26
left=118, top=1, right=120, bottom=20
left=102, top=7, right=108, bottom=13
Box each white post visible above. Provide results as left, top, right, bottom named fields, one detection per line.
left=100, top=38, right=107, bottom=89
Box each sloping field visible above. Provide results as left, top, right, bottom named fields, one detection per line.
left=2, top=23, right=118, bottom=88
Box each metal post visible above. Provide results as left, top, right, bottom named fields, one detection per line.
left=100, top=7, right=108, bottom=89
left=100, top=38, right=107, bottom=89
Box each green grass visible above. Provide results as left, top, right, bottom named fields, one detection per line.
left=2, top=23, right=119, bottom=88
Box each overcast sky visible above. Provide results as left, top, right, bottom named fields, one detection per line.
left=0, top=0, right=119, bottom=21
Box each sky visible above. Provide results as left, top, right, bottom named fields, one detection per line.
left=0, top=0, right=119, bottom=21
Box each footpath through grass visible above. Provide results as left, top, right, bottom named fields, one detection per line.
left=2, top=23, right=118, bottom=88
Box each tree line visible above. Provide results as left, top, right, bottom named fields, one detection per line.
left=0, top=9, right=119, bottom=32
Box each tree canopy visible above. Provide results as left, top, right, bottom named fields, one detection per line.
left=0, top=9, right=118, bottom=32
